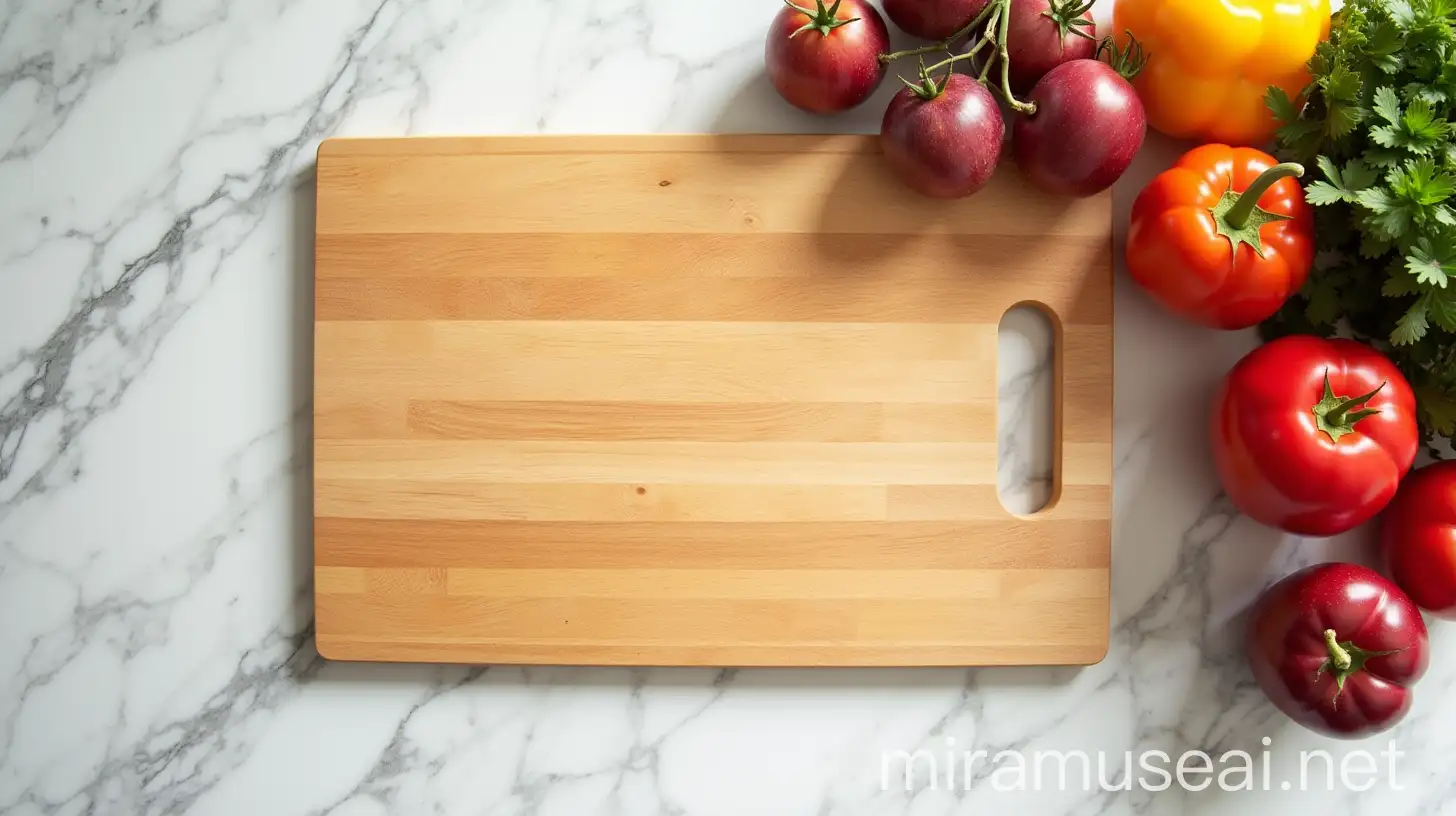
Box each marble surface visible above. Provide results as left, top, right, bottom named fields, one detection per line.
left=3, top=0, right=1455, bottom=813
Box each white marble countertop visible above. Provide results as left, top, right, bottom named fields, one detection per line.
left=4, top=1, right=1455, bottom=814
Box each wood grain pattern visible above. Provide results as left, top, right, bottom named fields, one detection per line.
left=313, top=135, right=1114, bottom=667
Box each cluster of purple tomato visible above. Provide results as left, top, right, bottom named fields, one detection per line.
left=765, top=0, right=1148, bottom=199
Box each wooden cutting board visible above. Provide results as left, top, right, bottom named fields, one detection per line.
left=313, top=135, right=1113, bottom=667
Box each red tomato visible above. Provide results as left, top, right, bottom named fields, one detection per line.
left=1212, top=336, right=1418, bottom=536
left=1247, top=563, right=1429, bottom=739
left=881, top=73, right=1004, bottom=199
left=1381, top=461, right=1456, bottom=619
left=766, top=0, right=890, bottom=115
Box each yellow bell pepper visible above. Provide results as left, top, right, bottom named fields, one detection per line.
left=1112, top=0, right=1331, bottom=146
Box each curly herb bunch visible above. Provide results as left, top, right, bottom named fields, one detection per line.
left=1265, top=0, right=1456, bottom=449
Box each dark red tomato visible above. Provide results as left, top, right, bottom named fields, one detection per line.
left=1247, top=563, right=1428, bottom=739
left=1381, top=461, right=1456, bottom=619
left=1212, top=336, right=1418, bottom=537
left=883, top=0, right=991, bottom=40
left=1004, top=0, right=1097, bottom=93
left=881, top=73, right=1005, bottom=199
left=1011, top=60, right=1145, bottom=197
left=766, top=0, right=891, bottom=115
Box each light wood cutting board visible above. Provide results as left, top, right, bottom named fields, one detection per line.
left=313, top=135, right=1113, bottom=667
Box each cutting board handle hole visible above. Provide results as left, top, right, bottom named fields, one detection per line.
left=997, top=304, right=1058, bottom=517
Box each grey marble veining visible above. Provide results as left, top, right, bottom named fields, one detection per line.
left=3, top=1, right=1455, bottom=814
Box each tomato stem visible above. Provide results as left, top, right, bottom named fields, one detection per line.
left=876, top=0, right=1036, bottom=115
left=786, top=0, right=860, bottom=38
left=878, top=1, right=999, bottom=63
left=1043, top=0, right=1097, bottom=42
left=922, top=30, right=993, bottom=76
left=1312, top=373, right=1386, bottom=443
left=1096, top=32, right=1150, bottom=81
left=994, top=0, right=1036, bottom=116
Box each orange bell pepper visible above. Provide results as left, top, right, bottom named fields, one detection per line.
left=1126, top=145, right=1314, bottom=330
left=1112, top=0, right=1331, bottom=146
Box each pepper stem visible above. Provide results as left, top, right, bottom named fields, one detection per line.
left=1324, top=629, right=1352, bottom=672
left=1314, top=630, right=1404, bottom=708
left=1225, top=162, right=1305, bottom=229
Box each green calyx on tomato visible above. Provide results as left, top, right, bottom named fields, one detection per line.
left=1041, top=0, right=1097, bottom=43
left=1317, top=628, right=1401, bottom=706
left=1092, top=31, right=1150, bottom=82
left=785, top=0, right=860, bottom=38
left=1210, top=162, right=1304, bottom=259
left=899, top=61, right=950, bottom=101
left=1312, top=373, right=1387, bottom=443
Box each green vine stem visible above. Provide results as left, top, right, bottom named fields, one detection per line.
left=921, top=14, right=998, bottom=76
left=878, top=0, right=1035, bottom=115
left=993, top=0, right=1035, bottom=115
left=878, top=1, right=999, bottom=64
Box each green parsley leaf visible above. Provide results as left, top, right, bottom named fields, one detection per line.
left=1417, top=385, right=1456, bottom=438
left=1373, top=85, right=1402, bottom=123
left=1327, top=102, right=1367, bottom=139
left=1367, top=20, right=1405, bottom=72
left=1393, top=296, right=1431, bottom=345
left=1266, top=87, right=1300, bottom=124
left=1323, top=61, right=1364, bottom=103
left=1385, top=267, right=1423, bottom=296
left=1308, top=157, right=1380, bottom=205
left=1362, top=230, right=1394, bottom=259
left=1387, top=0, right=1416, bottom=28
left=1408, top=235, right=1456, bottom=287
left=1389, top=157, right=1456, bottom=206
left=1357, top=186, right=1396, bottom=213
left=1429, top=289, right=1456, bottom=331
left=1402, top=98, right=1450, bottom=151
left=1306, top=280, right=1345, bottom=324
left=1307, top=182, right=1348, bottom=206
left=1268, top=0, right=1456, bottom=447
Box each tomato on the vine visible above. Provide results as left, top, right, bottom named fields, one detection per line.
left=881, top=72, right=1004, bottom=199
left=1212, top=336, right=1418, bottom=537
left=766, top=0, right=890, bottom=115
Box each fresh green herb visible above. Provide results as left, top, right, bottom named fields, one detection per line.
left=1266, top=0, right=1456, bottom=451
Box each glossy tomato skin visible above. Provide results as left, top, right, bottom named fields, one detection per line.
left=883, top=0, right=990, bottom=40
left=1381, top=461, right=1456, bottom=618
left=1011, top=60, right=1145, bottom=197
left=1212, top=336, right=1418, bottom=537
left=766, top=0, right=891, bottom=115
left=1127, top=145, right=1313, bottom=330
left=1004, top=0, right=1097, bottom=93
left=881, top=74, right=1004, bottom=199
left=1248, top=563, right=1428, bottom=739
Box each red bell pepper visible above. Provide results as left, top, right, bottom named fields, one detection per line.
left=1247, top=563, right=1429, bottom=739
